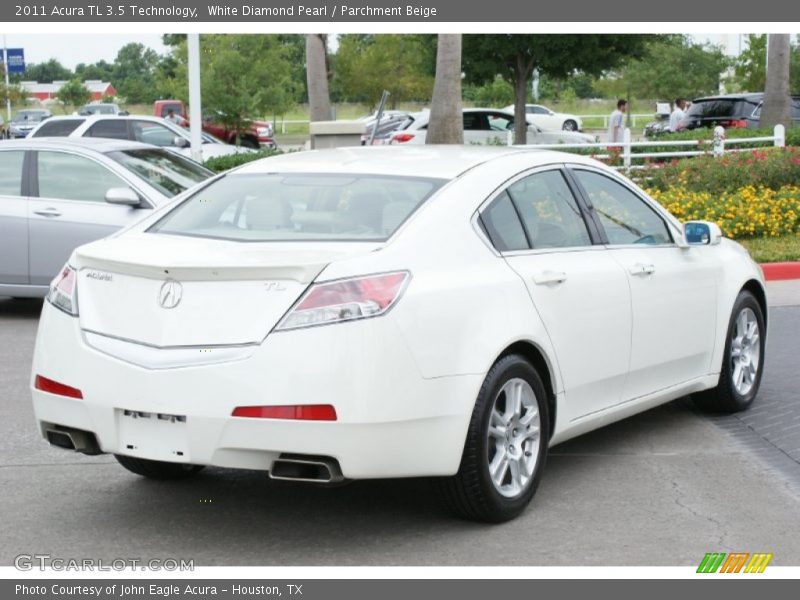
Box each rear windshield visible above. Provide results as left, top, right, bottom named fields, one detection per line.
left=685, top=99, right=758, bottom=119
left=148, top=173, right=445, bottom=242
left=31, top=119, right=85, bottom=137
left=107, top=149, right=213, bottom=198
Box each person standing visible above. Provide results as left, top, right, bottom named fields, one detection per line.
left=669, top=98, right=687, bottom=132
left=607, top=99, right=627, bottom=146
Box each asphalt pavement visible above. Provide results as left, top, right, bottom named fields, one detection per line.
left=0, top=285, right=798, bottom=566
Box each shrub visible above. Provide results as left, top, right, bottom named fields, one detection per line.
left=203, top=149, right=282, bottom=173
left=643, top=147, right=800, bottom=195
left=646, top=185, right=800, bottom=239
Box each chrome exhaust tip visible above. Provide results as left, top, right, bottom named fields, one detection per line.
left=269, top=454, right=344, bottom=484
left=45, top=427, right=102, bottom=455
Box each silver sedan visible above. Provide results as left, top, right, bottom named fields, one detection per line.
left=0, top=138, right=213, bottom=298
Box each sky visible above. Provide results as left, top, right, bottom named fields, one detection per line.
left=1, top=33, right=742, bottom=73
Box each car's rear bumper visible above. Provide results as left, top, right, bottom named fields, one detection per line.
left=31, top=302, right=481, bottom=479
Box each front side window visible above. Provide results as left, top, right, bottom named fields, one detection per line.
left=0, top=151, right=25, bottom=196
left=572, top=170, right=672, bottom=245
left=36, top=151, right=128, bottom=202
left=507, top=170, right=592, bottom=249
left=148, top=173, right=444, bottom=242
left=108, top=149, right=212, bottom=198
left=131, top=120, right=179, bottom=147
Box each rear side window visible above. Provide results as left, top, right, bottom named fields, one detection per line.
left=148, top=173, right=444, bottom=242
left=31, top=119, right=85, bottom=137
left=479, top=192, right=529, bottom=252
left=86, top=119, right=129, bottom=140
left=0, top=151, right=25, bottom=196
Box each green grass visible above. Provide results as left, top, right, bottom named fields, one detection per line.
left=739, top=235, right=800, bottom=263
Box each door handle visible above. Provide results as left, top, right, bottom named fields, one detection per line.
left=533, top=270, right=568, bottom=285
left=33, top=208, right=62, bottom=218
left=629, top=263, right=656, bottom=276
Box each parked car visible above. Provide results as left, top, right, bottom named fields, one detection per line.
left=502, top=104, right=583, bottom=131
left=680, top=93, right=800, bottom=131
left=359, top=112, right=414, bottom=145
left=4, top=109, right=53, bottom=139
left=27, top=115, right=254, bottom=160
left=153, top=99, right=277, bottom=149
left=30, top=146, right=766, bottom=523
left=389, top=109, right=596, bottom=145
left=0, top=138, right=212, bottom=298
left=78, top=103, right=128, bottom=116
left=643, top=102, right=674, bottom=138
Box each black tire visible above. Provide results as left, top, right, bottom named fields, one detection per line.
left=115, top=454, right=204, bottom=480
left=693, top=290, right=766, bottom=413
left=438, top=354, right=550, bottom=523
left=562, top=119, right=578, bottom=131
left=240, top=137, right=260, bottom=149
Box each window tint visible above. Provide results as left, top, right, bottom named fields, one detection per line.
left=131, top=120, right=179, bottom=147
left=31, top=119, right=84, bottom=137
left=463, top=113, right=487, bottom=130
left=487, top=113, right=513, bottom=131
left=108, top=149, right=211, bottom=198
left=480, top=192, right=529, bottom=252
left=529, top=106, right=549, bottom=115
left=507, top=171, right=591, bottom=249
left=37, top=151, right=128, bottom=202
left=149, top=174, right=443, bottom=242
left=573, top=170, right=672, bottom=245
left=86, top=119, right=129, bottom=140
left=0, top=151, right=25, bottom=196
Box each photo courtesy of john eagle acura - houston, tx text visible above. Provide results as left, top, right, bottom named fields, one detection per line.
left=30, top=146, right=766, bottom=523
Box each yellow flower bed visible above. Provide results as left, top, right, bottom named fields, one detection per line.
left=646, top=185, right=800, bottom=239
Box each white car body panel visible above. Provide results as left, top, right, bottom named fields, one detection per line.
left=30, top=146, right=766, bottom=479
left=502, top=104, right=584, bottom=131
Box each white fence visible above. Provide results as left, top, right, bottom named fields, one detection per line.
left=509, top=125, right=787, bottom=173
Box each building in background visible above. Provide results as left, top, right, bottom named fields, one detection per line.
left=21, top=80, right=116, bottom=102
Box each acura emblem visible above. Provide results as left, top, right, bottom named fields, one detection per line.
left=158, top=279, right=183, bottom=309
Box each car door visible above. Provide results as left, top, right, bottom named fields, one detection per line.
left=569, top=167, right=718, bottom=401
left=0, top=149, right=30, bottom=286
left=478, top=167, right=633, bottom=421
left=528, top=105, right=558, bottom=130
left=83, top=118, right=131, bottom=141
left=28, top=150, right=152, bottom=285
left=463, top=112, right=494, bottom=145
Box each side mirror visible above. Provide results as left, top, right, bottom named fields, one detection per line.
left=105, top=187, right=141, bottom=206
left=684, top=221, right=722, bottom=246
left=173, top=136, right=190, bottom=148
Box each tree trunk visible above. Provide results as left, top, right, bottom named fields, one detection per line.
left=513, top=52, right=530, bottom=145
left=426, top=34, right=463, bottom=145
left=761, top=33, right=791, bottom=129
left=306, top=34, right=332, bottom=122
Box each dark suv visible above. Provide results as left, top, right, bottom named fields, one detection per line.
left=680, top=93, right=800, bottom=130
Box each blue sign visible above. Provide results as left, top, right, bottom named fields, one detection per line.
left=1, top=48, right=25, bottom=74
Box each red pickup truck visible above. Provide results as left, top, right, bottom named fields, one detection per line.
left=154, top=100, right=277, bottom=149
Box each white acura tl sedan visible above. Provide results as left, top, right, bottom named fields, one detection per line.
left=31, top=146, right=767, bottom=522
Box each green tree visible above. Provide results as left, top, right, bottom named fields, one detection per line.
left=0, top=63, right=26, bottom=107
left=595, top=35, right=729, bottom=101
left=75, top=60, right=114, bottom=82
left=55, top=78, right=91, bottom=112
left=463, top=35, right=650, bottom=143
left=164, top=35, right=300, bottom=139
left=332, top=34, right=436, bottom=107
left=733, top=34, right=800, bottom=94
left=112, top=43, right=159, bottom=104
left=22, top=58, right=72, bottom=83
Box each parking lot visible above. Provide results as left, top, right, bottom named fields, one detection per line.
left=1, top=289, right=799, bottom=567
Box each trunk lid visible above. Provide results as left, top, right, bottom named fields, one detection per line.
left=74, top=233, right=380, bottom=347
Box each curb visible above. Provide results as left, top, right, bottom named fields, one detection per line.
left=761, top=262, right=800, bottom=282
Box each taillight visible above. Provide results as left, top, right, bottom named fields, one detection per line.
left=34, top=375, right=83, bottom=399
left=275, top=271, right=410, bottom=331
left=232, top=405, right=337, bottom=421
left=392, top=133, right=415, bottom=143
left=47, top=264, right=78, bottom=316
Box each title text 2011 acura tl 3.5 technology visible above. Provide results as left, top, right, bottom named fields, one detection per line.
left=31, top=146, right=767, bottom=522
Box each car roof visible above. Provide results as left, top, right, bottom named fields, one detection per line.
left=0, top=137, right=159, bottom=153
left=234, top=145, right=598, bottom=179
left=43, top=114, right=165, bottom=123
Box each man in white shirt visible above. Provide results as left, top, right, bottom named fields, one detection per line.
left=669, top=98, right=687, bottom=132
left=607, top=99, right=627, bottom=145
